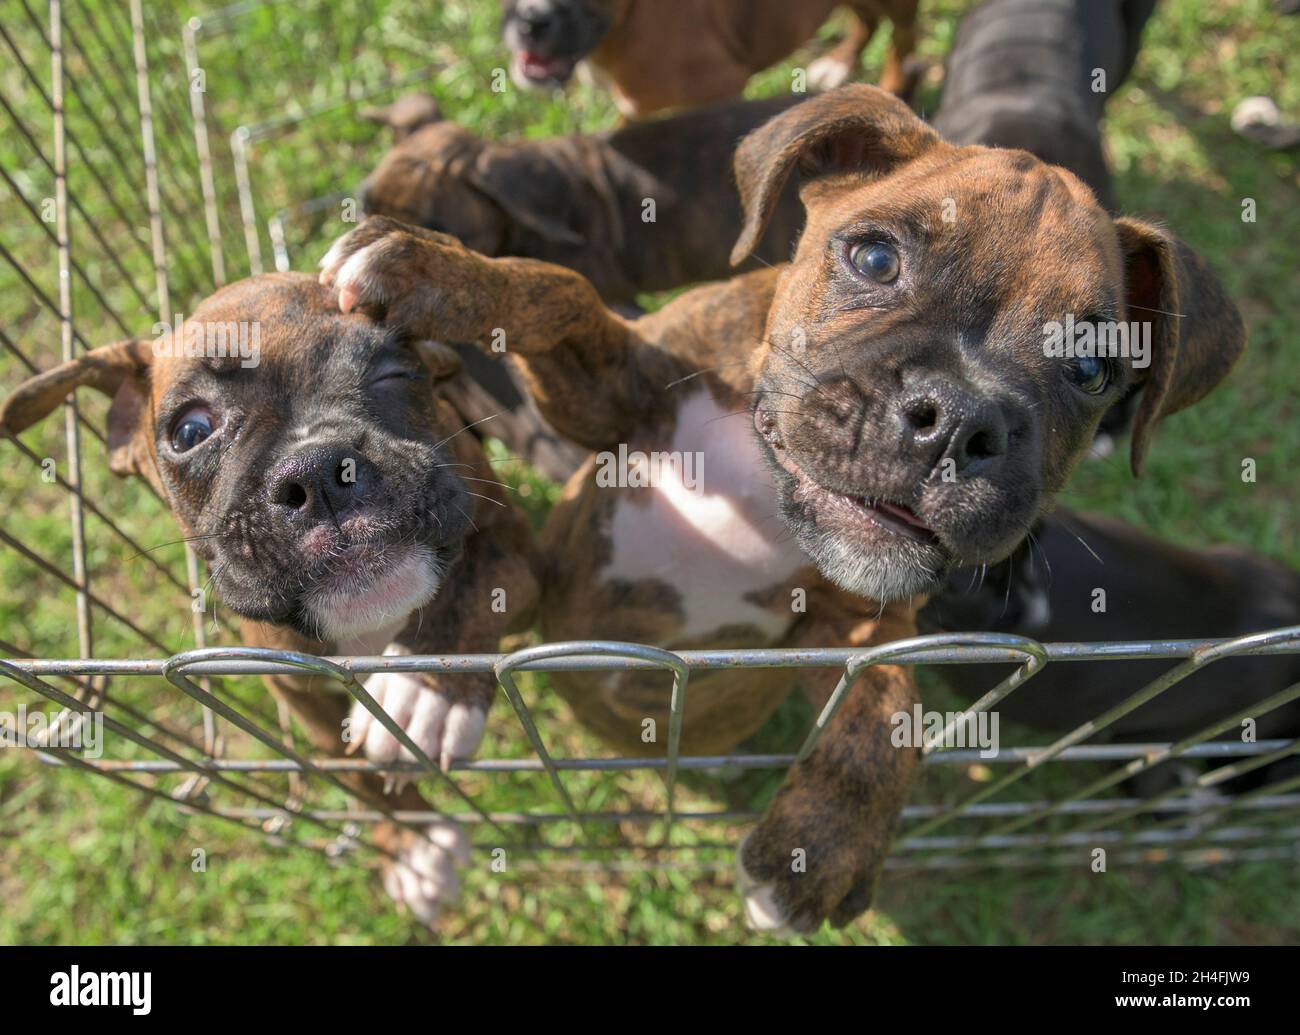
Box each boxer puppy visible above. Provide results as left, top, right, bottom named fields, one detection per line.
left=501, top=0, right=920, bottom=116
left=920, top=510, right=1300, bottom=741
left=319, top=85, right=1245, bottom=933
left=0, top=273, right=538, bottom=926
left=933, top=0, right=1159, bottom=215
left=358, top=93, right=806, bottom=306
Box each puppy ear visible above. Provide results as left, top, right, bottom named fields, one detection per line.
left=730, top=84, right=941, bottom=265
left=1, top=339, right=159, bottom=485
left=1117, top=218, right=1247, bottom=475
left=413, top=339, right=463, bottom=384
left=467, top=149, right=586, bottom=247
left=359, top=94, right=444, bottom=139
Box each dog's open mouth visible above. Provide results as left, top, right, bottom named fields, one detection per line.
left=754, top=407, right=939, bottom=547
left=513, top=50, right=578, bottom=84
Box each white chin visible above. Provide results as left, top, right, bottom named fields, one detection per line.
left=802, top=527, right=944, bottom=604
left=304, top=545, right=441, bottom=643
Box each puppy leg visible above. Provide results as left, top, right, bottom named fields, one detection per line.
left=808, top=9, right=879, bottom=92
left=319, top=216, right=687, bottom=451
left=876, top=0, right=919, bottom=97
left=240, top=620, right=481, bottom=928
left=738, top=610, right=920, bottom=935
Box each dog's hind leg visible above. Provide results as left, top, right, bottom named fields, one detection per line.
left=807, top=8, right=879, bottom=93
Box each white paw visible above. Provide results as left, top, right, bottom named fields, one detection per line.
left=351, top=669, right=487, bottom=785
left=332, top=242, right=383, bottom=313
left=735, top=831, right=795, bottom=936
left=382, top=822, right=470, bottom=927
left=806, top=55, right=854, bottom=93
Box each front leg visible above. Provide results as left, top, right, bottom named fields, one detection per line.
left=738, top=604, right=920, bottom=934
left=347, top=425, right=539, bottom=780
left=239, top=618, right=469, bottom=927
left=319, top=216, right=685, bottom=451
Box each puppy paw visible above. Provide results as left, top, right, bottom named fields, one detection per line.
left=735, top=799, right=885, bottom=936
left=318, top=216, right=495, bottom=339
left=381, top=822, right=470, bottom=928
left=806, top=54, right=855, bottom=93
left=350, top=669, right=488, bottom=787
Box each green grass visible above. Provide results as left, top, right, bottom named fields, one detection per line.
left=1, top=0, right=1298, bottom=945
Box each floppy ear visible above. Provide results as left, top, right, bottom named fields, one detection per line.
left=412, top=339, right=464, bottom=384
left=466, top=147, right=586, bottom=247
left=359, top=94, right=444, bottom=140
left=0, top=339, right=158, bottom=486
left=730, top=84, right=941, bottom=265
left=1116, top=218, right=1247, bottom=475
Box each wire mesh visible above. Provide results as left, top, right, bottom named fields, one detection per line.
left=1, top=0, right=1298, bottom=902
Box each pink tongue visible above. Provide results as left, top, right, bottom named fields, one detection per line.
left=525, top=52, right=566, bottom=75
left=876, top=501, right=926, bottom=528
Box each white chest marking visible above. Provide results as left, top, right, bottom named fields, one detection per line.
left=603, top=390, right=808, bottom=642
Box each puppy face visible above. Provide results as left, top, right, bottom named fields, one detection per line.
left=359, top=117, right=587, bottom=253
left=359, top=121, right=509, bottom=255
left=733, top=86, right=1245, bottom=604
left=501, top=0, right=624, bottom=87
left=0, top=274, right=471, bottom=643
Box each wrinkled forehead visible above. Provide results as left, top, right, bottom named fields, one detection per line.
left=810, top=146, right=1122, bottom=282
left=148, top=274, right=394, bottom=401
left=800, top=145, right=1128, bottom=313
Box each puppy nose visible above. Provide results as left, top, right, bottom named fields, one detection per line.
left=517, top=4, right=555, bottom=40
left=897, top=379, right=1008, bottom=476
left=268, top=444, right=374, bottom=520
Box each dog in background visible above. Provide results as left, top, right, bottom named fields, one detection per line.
left=358, top=92, right=808, bottom=482
left=501, top=0, right=920, bottom=117
left=933, top=0, right=1158, bottom=215
left=0, top=275, right=539, bottom=926
left=358, top=93, right=806, bottom=304
left=321, top=84, right=1245, bottom=932
left=921, top=510, right=1300, bottom=744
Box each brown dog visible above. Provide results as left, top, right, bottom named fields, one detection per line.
left=359, top=93, right=806, bottom=304
left=319, top=84, right=1245, bottom=932
left=0, top=275, right=538, bottom=926
left=501, top=0, right=920, bottom=117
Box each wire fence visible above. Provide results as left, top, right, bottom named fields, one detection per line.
left=2, top=0, right=1299, bottom=897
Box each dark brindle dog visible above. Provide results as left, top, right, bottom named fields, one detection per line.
left=921, top=510, right=1300, bottom=742
left=320, top=85, right=1245, bottom=932
left=0, top=275, right=538, bottom=926
left=358, top=93, right=806, bottom=306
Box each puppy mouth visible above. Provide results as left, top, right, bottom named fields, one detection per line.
left=512, top=49, right=579, bottom=84
left=754, top=407, right=939, bottom=547
left=302, top=540, right=442, bottom=642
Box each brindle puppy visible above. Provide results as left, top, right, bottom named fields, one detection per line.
left=358, top=93, right=806, bottom=305
left=319, top=85, right=1245, bottom=933
left=0, top=274, right=538, bottom=926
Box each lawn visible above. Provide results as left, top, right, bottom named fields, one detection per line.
left=0, top=0, right=1297, bottom=945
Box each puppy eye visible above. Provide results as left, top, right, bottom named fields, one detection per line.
left=848, top=241, right=900, bottom=283
left=369, top=368, right=424, bottom=389
left=1064, top=356, right=1111, bottom=395
left=170, top=406, right=214, bottom=452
